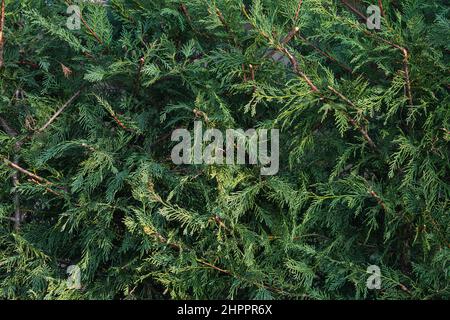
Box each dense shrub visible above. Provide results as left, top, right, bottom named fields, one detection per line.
left=0, top=0, right=448, bottom=299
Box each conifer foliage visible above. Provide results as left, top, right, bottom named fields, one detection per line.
left=0, top=0, right=448, bottom=299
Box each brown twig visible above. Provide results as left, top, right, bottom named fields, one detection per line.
left=78, top=11, right=103, bottom=45
left=215, top=7, right=230, bottom=34
left=180, top=3, right=192, bottom=25
left=215, top=6, right=240, bottom=47
left=347, top=116, right=376, bottom=149
left=297, top=33, right=354, bottom=74
left=281, top=27, right=300, bottom=45
left=3, top=157, right=65, bottom=196
left=0, top=0, right=5, bottom=69
left=193, top=108, right=209, bottom=123
left=328, top=86, right=377, bottom=149
left=3, top=158, right=48, bottom=184
left=341, top=0, right=366, bottom=21
left=249, top=64, right=255, bottom=80
left=378, top=0, right=385, bottom=17
left=369, top=189, right=387, bottom=211
left=134, top=57, right=145, bottom=96
left=179, top=3, right=211, bottom=39
left=29, top=178, right=62, bottom=197
left=37, top=90, right=81, bottom=133
left=249, top=64, right=256, bottom=93
left=401, top=48, right=413, bottom=106
left=278, top=46, right=319, bottom=92
left=17, top=60, right=40, bottom=69
left=294, top=0, right=303, bottom=23
left=242, top=64, right=247, bottom=82
left=143, top=226, right=181, bottom=250
left=327, top=85, right=357, bottom=109
left=197, top=259, right=230, bottom=275
left=212, top=215, right=230, bottom=231
left=111, top=113, right=129, bottom=130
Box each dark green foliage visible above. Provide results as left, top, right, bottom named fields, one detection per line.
left=0, top=0, right=448, bottom=299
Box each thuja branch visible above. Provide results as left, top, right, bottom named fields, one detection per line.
left=78, top=13, right=103, bottom=45
left=215, top=7, right=231, bottom=35
left=199, top=256, right=291, bottom=295
left=277, top=45, right=319, bottom=92
left=297, top=33, right=354, bottom=74
left=340, top=0, right=413, bottom=106
left=241, top=5, right=379, bottom=147
left=143, top=222, right=290, bottom=295
left=328, top=86, right=377, bottom=149
left=146, top=192, right=294, bottom=297
left=214, top=6, right=240, bottom=48
left=0, top=87, right=82, bottom=212
left=109, top=112, right=130, bottom=131
left=179, top=3, right=211, bottom=40
left=242, top=6, right=318, bottom=93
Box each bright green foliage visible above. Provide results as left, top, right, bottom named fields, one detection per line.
left=0, top=0, right=448, bottom=300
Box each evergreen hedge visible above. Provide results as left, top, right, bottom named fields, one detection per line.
left=0, top=0, right=448, bottom=299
